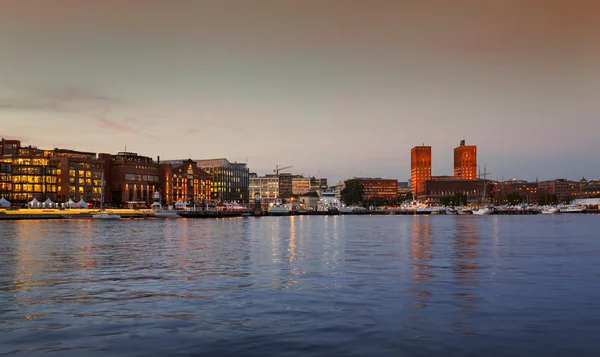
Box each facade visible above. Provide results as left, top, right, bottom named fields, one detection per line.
left=99, top=152, right=160, bottom=205
left=1, top=138, right=20, bottom=156
left=358, top=178, right=398, bottom=201
left=158, top=159, right=212, bottom=205
left=492, top=180, right=539, bottom=204
left=195, top=159, right=250, bottom=203
left=0, top=153, right=58, bottom=203
left=278, top=173, right=293, bottom=198
left=453, top=140, right=477, bottom=180
left=397, top=181, right=412, bottom=202
left=299, top=190, right=320, bottom=210
left=0, top=161, right=11, bottom=200
left=422, top=178, right=494, bottom=204
left=249, top=173, right=279, bottom=207
left=580, top=178, right=600, bottom=198
left=411, top=145, right=432, bottom=199
left=292, top=176, right=311, bottom=195
left=538, top=179, right=580, bottom=203
left=310, top=177, right=328, bottom=190
left=51, top=149, right=104, bottom=203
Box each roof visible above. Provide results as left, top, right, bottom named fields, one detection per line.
left=573, top=198, right=600, bottom=205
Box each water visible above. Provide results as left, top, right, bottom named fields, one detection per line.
left=1, top=215, right=599, bottom=356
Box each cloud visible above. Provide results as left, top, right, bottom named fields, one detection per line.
left=0, top=86, right=158, bottom=139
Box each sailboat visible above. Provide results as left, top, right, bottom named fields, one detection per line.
left=92, top=172, right=121, bottom=220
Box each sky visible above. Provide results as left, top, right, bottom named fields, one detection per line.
left=1, top=0, right=599, bottom=184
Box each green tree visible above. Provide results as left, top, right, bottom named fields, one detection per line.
left=340, top=179, right=364, bottom=206
left=505, top=191, right=523, bottom=205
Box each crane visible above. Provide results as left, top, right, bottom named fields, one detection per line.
left=273, top=165, right=293, bottom=175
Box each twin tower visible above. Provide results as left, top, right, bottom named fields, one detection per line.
left=410, top=140, right=477, bottom=197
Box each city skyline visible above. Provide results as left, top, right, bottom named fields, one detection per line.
left=1, top=1, right=599, bottom=184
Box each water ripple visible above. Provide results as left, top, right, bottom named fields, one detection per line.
left=1, top=216, right=600, bottom=356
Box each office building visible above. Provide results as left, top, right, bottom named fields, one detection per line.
left=411, top=145, right=432, bottom=199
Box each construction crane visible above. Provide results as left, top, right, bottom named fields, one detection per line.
left=273, top=165, right=293, bottom=175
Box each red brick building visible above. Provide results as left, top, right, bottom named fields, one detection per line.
left=492, top=180, right=539, bottom=204
left=422, top=177, right=494, bottom=204
left=411, top=145, right=432, bottom=199
left=159, top=159, right=212, bottom=205
left=358, top=178, right=398, bottom=201
left=538, top=179, right=580, bottom=203
left=99, top=152, right=160, bottom=205
left=453, top=140, right=477, bottom=180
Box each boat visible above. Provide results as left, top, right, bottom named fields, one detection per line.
left=445, top=207, right=458, bottom=215
left=268, top=198, right=290, bottom=216
left=473, top=207, right=494, bottom=215
left=559, top=205, right=584, bottom=214
left=415, top=207, right=433, bottom=215
left=92, top=172, right=121, bottom=220
left=151, top=191, right=182, bottom=218
left=317, top=188, right=342, bottom=214
left=339, top=206, right=353, bottom=215
left=541, top=207, right=559, bottom=214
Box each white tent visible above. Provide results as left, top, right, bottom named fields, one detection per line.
left=67, top=198, right=77, bottom=208
left=28, top=197, right=41, bottom=208
left=0, top=197, right=10, bottom=208
left=77, top=199, right=87, bottom=208
left=174, top=201, right=188, bottom=207
left=43, top=198, right=55, bottom=208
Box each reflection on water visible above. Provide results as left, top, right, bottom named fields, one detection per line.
left=1, top=216, right=600, bottom=356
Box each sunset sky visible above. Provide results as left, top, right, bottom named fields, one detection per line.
left=1, top=0, right=599, bottom=183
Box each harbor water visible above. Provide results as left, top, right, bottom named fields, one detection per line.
left=1, top=215, right=599, bottom=356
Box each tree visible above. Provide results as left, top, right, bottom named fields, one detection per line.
left=539, top=194, right=558, bottom=205
left=340, top=179, right=364, bottom=206
left=505, top=191, right=523, bottom=205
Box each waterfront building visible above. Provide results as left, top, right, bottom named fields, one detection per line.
left=411, top=145, right=432, bottom=199
left=358, top=178, right=398, bottom=202
left=292, top=176, right=311, bottom=195
left=0, top=151, right=58, bottom=203
left=249, top=173, right=279, bottom=207
left=453, top=140, right=477, bottom=180
left=397, top=181, right=412, bottom=202
left=310, top=177, right=328, bottom=190
left=278, top=172, right=293, bottom=198
left=0, top=138, right=20, bottom=156
left=195, top=159, right=249, bottom=203
left=158, top=159, right=212, bottom=205
left=99, top=152, right=160, bottom=205
left=299, top=190, right=320, bottom=210
left=579, top=178, right=600, bottom=198
left=492, top=179, right=539, bottom=205
left=421, top=177, right=494, bottom=205
left=538, top=179, right=581, bottom=203
left=51, top=149, right=104, bottom=204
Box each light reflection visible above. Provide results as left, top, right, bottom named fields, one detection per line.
left=288, top=216, right=296, bottom=263
left=409, top=217, right=433, bottom=310
left=451, top=217, right=481, bottom=334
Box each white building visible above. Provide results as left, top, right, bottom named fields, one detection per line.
left=249, top=174, right=279, bottom=207
left=292, top=176, right=311, bottom=195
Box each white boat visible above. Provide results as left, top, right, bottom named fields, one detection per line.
left=92, top=211, right=121, bottom=220
left=151, top=191, right=182, bottom=218
left=339, top=206, right=353, bottom=215
left=92, top=172, right=121, bottom=220
left=473, top=207, right=494, bottom=215
left=416, top=207, right=433, bottom=214
left=317, top=188, right=341, bottom=213
left=541, top=207, right=559, bottom=214
left=445, top=207, right=458, bottom=215
left=559, top=205, right=584, bottom=214
left=268, top=198, right=290, bottom=216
